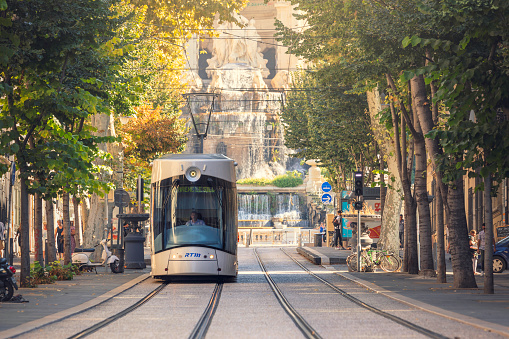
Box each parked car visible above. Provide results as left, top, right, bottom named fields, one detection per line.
left=493, top=236, right=509, bottom=273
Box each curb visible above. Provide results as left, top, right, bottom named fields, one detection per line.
left=297, top=247, right=321, bottom=265
left=329, top=269, right=509, bottom=338
left=0, top=273, right=151, bottom=339
left=297, top=246, right=345, bottom=265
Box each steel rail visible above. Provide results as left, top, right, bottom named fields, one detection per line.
left=280, top=248, right=449, bottom=339
left=253, top=248, right=322, bottom=339
left=69, top=282, right=168, bottom=339
left=188, top=283, right=223, bottom=339
left=10, top=275, right=152, bottom=338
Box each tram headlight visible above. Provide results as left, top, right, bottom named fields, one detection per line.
left=185, top=167, right=201, bottom=182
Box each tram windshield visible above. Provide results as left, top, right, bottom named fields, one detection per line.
left=152, top=176, right=235, bottom=253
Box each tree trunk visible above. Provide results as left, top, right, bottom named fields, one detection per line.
left=410, top=76, right=434, bottom=273
left=84, top=113, right=119, bottom=247
left=63, top=192, right=71, bottom=265
left=436, top=185, right=447, bottom=283
left=73, top=196, right=81, bottom=246
left=83, top=193, right=108, bottom=247
left=380, top=153, right=387, bottom=220
left=366, top=89, right=402, bottom=254
left=448, top=160, right=477, bottom=288
left=34, top=193, right=43, bottom=265
left=45, top=200, right=57, bottom=263
left=20, top=177, right=30, bottom=287
left=484, top=173, right=494, bottom=294
left=81, top=197, right=90, bottom=235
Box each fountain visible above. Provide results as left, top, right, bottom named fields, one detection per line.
left=181, top=13, right=307, bottom=227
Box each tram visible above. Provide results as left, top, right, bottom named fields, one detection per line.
left=150, top=154, right=238, bottom=279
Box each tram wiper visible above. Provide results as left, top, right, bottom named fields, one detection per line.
left=162, top=179, right=180, bottom=211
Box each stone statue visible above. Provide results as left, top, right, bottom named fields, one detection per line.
left=206, top=14, right=269, bottom=78
left=271, top=70, right=291, bottom=90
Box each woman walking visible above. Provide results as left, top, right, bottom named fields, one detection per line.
left=55, top=220, right=64, bottom=260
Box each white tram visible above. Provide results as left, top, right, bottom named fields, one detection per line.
left=150, top=154, right=238, bottom=279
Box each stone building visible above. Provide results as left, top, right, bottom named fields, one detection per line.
left=181, top=0, right=306, bottom=180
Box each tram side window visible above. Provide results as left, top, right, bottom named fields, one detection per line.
left=152, top=179, right=173, bottom=253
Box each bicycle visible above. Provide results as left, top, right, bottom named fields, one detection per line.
left=328, top=231, right=335, bottom=247
left=347, top=247, right=401, bottom=272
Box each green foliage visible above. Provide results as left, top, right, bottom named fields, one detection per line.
left=280, top=71, right=376, bottom=191
left=28, top=261, right=80, bottom=287
left=271, top=171, right=304, bottom=188
left=237, top=171, right=304, bottom=188
left=237, top=177, right=272, bottom=186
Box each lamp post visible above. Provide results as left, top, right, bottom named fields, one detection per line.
left=182, top=92, right=219, bottom=154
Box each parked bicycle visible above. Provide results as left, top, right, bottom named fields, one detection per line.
left=347, top=246, right=401, bottom=272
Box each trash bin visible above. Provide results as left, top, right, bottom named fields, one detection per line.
left=124, top=232, right=146, bottom=269
left=314, top=233, right=322, bottom=247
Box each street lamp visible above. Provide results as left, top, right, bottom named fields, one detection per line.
left=182, top=92, right=219, bottom=153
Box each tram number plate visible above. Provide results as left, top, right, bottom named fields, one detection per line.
left=185, top=253, right=201, bottom=258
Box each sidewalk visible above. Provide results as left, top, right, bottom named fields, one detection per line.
left=299, top=246, right=509, bottom=336
left=0, top=248, right=152, bottom=334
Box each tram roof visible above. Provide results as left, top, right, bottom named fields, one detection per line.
left=156, top=153, right=231, bottom=161
left=151, top=153, right=236, bottom=183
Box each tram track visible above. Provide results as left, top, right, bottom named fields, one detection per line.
left=10, top=275, right=152, bottom=338
left=69, top=282, right=168, bottom=339
left=188, top=283, right=223, bottom=339
left=253, top=248, right=322, bottom=339
left=279, top=248, right=449, bottom=339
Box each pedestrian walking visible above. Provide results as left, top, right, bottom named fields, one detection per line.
left=399, top=214, right=404, bottom=248
left=469, top=230, right=480, bottom=275
left=55, top=219, right=64, bottom=260
left=477, top=223, right=496, bottom=275
left=333, top=210, right=343, bottom=249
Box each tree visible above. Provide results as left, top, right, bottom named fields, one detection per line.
left=0, top=0, right=120, bottom=282
left=280, top=72, right=377, bottom=192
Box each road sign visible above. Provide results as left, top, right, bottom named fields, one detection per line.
left=114, top=189, right=131, bottom=208
left=321, top=181, right=332, bottom=192
left=321, top=193, right=332, bottom=204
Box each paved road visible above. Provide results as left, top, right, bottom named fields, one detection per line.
left=3, top=247, right=508, bottom=338
left=302, top=246, right=509, bottom=333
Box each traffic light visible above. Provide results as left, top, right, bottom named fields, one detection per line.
left=354, top=201, right=363, bottom=210
left=354, top=171, right=363, bottom=196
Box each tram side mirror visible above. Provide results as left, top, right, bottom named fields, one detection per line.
left=234, top=162, right=238, bottom=167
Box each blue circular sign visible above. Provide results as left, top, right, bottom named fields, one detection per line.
left=321, top=182, right=332, bottom=192
left=321, top=193, right=332, bottom=204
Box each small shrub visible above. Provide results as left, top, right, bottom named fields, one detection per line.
left=47, top=261, right=78, bottom=281
left=237, top=171, right=303, bottom=188
left=29, top=261, right=57, bottom=286
left=28, top=261, right=81, bottom=286
left=271, top=171, right=303, bottom=188
left=237, top=177, right=272, bottom=186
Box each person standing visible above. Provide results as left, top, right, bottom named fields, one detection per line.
left=70, top=221, right=76, bottom=254
left=333, top=210, right=343, bottom=249
left=0, top=221, right=5, bottom=257
left=477, top=223, right=496, bottom=275
left=469, top=230, right=480, bottom=275
left=399, top=215, right=404, bottom=248
left=55, top=220, right=64, bottom=260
